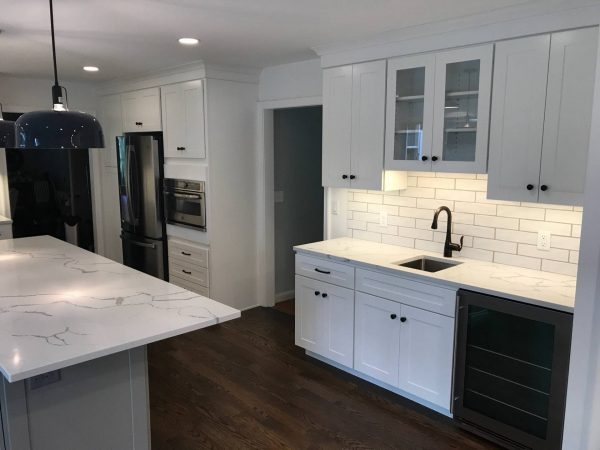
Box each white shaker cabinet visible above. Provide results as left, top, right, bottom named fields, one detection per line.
left=97, top=94, right=122, bottom=168
left=385, top=44, right=492, bottom=173
left=488, top=28, right=598, bottom=205
left=121, top=87, right=162, bottom=132
left=162, top=80, right=206, bottom=159
left=322, top=61, right=405, bottom=191
left=354, top=292, right=402, bottom=386
left=397, top=304, right=454, bottom=408
left=295, top=275, right=355, bottom=368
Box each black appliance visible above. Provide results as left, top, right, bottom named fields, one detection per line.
left=164, top=178, right=206, bottom=231
left=117, top=133, right=167, bottom=279
left=454, top=289, right=573, bottom=449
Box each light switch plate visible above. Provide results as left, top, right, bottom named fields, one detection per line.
left=537, top=230, right=551, bottom=251
left=331, top=200, right=338, bottom=215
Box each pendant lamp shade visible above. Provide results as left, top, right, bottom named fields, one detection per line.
left=14, top=0, right=104, bottom=150
left=15, top=110, right=104, bottom=149
left=0, top=120, right=15, bottom=148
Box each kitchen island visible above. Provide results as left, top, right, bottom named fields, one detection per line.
left=0, top=236, right=240, bottom=450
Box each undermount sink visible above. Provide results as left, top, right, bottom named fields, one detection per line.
left=394, top=256, right=462, bottom=273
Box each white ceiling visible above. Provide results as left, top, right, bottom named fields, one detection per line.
left=0, top=0, right=557, bottom=82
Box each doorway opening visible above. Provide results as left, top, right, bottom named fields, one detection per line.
left=273, top=106, right=323, bottom=306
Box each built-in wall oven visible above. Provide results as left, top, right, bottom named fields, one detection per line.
left=164, top=178, right=206, bottom=230
left=454, top=289, right=573, bottom=449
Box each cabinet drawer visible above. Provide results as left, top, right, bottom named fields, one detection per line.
left=169, top=275, right=209, bottom=297
left=169, top=261, right=209, bottom=287
left=356, top=269, right=457, bottom=317
left=295, top=253, right=354, bottom=289
left=168, top=239, right=209, bottom=268
left=0, top=224, right=12, bottom=240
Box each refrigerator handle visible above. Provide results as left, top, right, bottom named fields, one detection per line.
left=129, top=147, right=141, bottom=224
left=120, top=234, right=156, bottom=249
left=125, top=145, right=136, bottom=225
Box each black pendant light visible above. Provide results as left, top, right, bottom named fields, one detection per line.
left=14, top=0, right=104, bottom=150
left=0, top=103, right=15, bottom=148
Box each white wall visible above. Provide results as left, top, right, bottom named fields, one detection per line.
left=0, top=75, right=97, bottom=112
left=258, top=59, right=322, bottom=102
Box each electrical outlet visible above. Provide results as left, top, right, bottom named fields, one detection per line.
left=379, top=211, right=388, bottom=227
left=537, top=230, right=551, bottom=251
left=331, top=200, right=338, bottom=215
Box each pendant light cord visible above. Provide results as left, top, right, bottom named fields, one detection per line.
left=49, top=0, right=59, bottom=87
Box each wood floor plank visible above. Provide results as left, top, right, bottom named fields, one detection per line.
left=148, top=306, right=499, bottom=450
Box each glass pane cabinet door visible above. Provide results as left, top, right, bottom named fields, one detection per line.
left=385, top=54, right=435, bottom=171
left=433, top=45, right=493, bottom=173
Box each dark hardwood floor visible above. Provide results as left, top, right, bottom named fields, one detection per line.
left=148, top=304, right=499, bottom=450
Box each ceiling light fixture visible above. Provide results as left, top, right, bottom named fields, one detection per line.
left=83, top=66, right=99, bottom=72
left=0, top=103, right=15, bottom=148
left=14, top=0, right=104, bottom=150
left=178, top=37, right=199, bottom=46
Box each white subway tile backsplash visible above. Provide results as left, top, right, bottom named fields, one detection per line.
left=344, top=173, right=582, bottom=275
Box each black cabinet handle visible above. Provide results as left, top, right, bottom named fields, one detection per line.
left=321, top=293, right=328, bottom=298
left=182, top=269, right=192, bottom=275
left=400, top=317, right=407, bottom=323
left=314, top=268, right=331, bottom=275
left=527, top=184, right=534, bottom=191
left=390, top=314, right=397, bottom=320
left=314, top=291, right=320, bottom=296
left=421, top=156, right=428, bottom=161
left=540, top=185, right=548, bottom=192
left=432, top=156, right=439, bottom=162
left=349, top=175, right=356, bottom=180
left=135, top=121, right=143, bottom=126
left=177, top=146, right=186, bottom=151
left=181, top=251, right=191, bottom=256
left=342, top=174, right=348, bottom=180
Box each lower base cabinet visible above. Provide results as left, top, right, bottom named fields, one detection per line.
left=295, top=275, right=354, bottom=368
left=354, top=292, right=454, bottom=409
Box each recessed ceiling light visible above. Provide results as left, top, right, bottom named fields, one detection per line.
left=178, top=37, right=199, bottom=46
left=83, top=66, right=99, bottom=72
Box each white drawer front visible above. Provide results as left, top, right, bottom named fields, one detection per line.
left=295, top=253, right=354, bottom=289
left=0, top=224, right=12, bottom=240
left=168, top=239, right=209, bottom=268
left=356, top=269, right=457, bottom=317
left=169, top=261, right=209, bottom=287
left=169, top=275, right=209, bottom=297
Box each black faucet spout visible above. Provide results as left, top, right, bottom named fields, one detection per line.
left=431, top=206, right=464, bottom=258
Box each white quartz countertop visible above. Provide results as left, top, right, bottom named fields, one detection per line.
left=0, top=215, right=11, bottom=224
left=0, top=236, right=240, bottom=382
left=294, top=238, right=576, bottom=313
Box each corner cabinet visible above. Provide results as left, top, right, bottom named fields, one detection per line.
left=121, top=87, right=162, bottom=132
left=161, top=80, right=206, bottom=159
left=385, top=45, right=493, bottom=173
left=295, top=253, right=456, bottom=411
left=488, top=27, right=598, bottom=206
left=322, top=61, right=406, bottom=191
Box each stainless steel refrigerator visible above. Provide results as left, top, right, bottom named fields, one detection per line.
left=116, top=133, right=167, bottom=279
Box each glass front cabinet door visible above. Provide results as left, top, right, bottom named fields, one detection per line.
left=385, top=44, right=493, bottom=173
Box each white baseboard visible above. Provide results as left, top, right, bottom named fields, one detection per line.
left=275, top=290, right=295, bottom=303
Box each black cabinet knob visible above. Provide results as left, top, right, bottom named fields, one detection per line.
left=540, top=185, right=548, bottom=192
left=314, top=291, right=320, bottom=296
left=342, top=174, right=348, bottom=180
left=527, top=184, right=534, bottom=191
left=349, top=175, right=356, bottom=180
left=421, top=156, right=428, bottom=161
left=400, top=317, right=407, bottom=323
left=390, top=314, right=397, bottom=320
left=432, top=156, right=439, bottom=162
left=321, top=293, right=328, bottom=298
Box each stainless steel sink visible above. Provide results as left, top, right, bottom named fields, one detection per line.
left=395, top=256, right=462, bottom=273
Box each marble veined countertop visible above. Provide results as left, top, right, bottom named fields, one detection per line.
left=0, top=236, right=240, bottom=382
left=295, top=238, right=577, bottom=313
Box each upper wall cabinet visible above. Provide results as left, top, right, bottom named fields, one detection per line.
left=97, top=94, right=122, bottom=168
left=161, top=80, right=206, bottom=159
left=385, top=45, right=493, bottom=173
left=488, top=27, right=598, bottom=206
left=322, top=61, right=406, bottom=191
left=121, top=87, right=162, bottom=132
